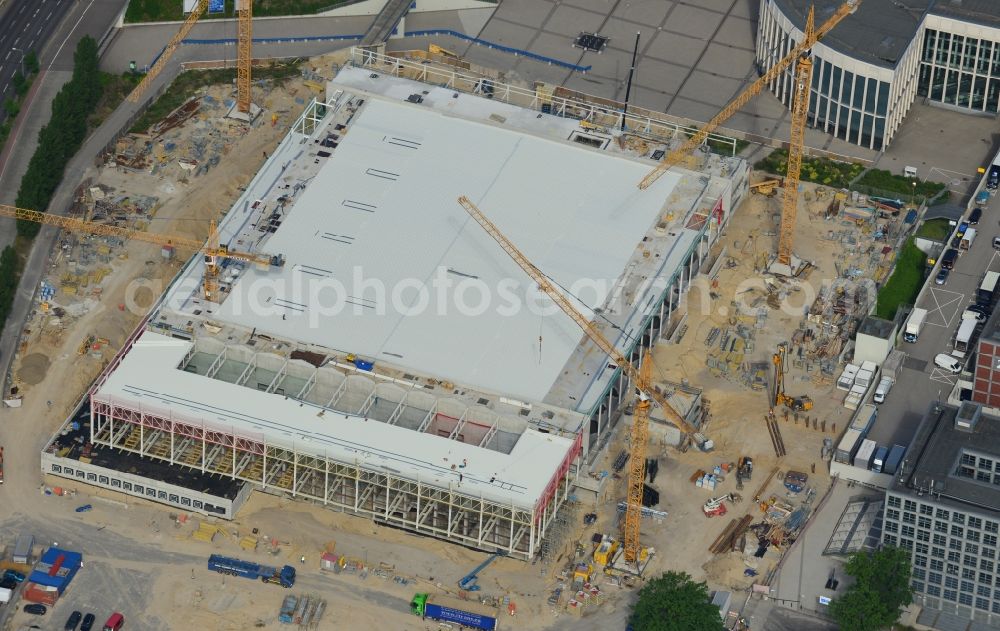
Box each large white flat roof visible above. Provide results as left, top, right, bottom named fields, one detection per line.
left=209, top=92, right=680, bottom=405
left=94, top=332, right=575, bottom=508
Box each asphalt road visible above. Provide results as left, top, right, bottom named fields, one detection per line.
left=0, top=0, right=73, bottom=113
left=866, top=191, right=1000, bottom=448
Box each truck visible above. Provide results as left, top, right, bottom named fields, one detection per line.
left=834, top=428, right=863, bottom=464
left=12, top=533, right=33, bottom=565
left=410, top=593, right=498, bottom=630
left=872, top=446, right=889, bottom=473
left=849, top=404, right=878, bottom=435
left=904, top=308, right=927, bottom=343
left=884, top=444, right=907, bottom=475
left=206, top=554, right=295, bottom=588
left=854, top=439, right=876, bottom=470
left=953, top=317, right=978, bottom=358
left=961, top=228, right=977, bottom=250
left=979, top=271, right=1000, bottom=306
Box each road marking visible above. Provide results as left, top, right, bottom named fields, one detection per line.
left=28, top=39, right=34, bottom=48
left=18, top=4, right=24, bottom=13
left=47, top=10, right=52, bottom=20
left=33, top=7, right=38, bottom=16
left=48, top=0, right=95, bottom=71
left=4, top=51, right=9, bottom=61
left=924, top=287, right=964, bottom=328
left=13, top=37, right=19, bottom=46
left=929, top=369, right=957, bottom=386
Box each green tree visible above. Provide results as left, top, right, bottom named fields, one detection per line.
left=629, top=571, right=722, bottom=631
left=830, top=546, right=914, bottom=631
left=24, top=50, right=39, bottom=75
left=11, top=72, right=27, bottom=96
left=3, top=98, right=19, bottom=118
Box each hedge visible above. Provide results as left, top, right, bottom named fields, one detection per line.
left=856, top=168, right=946, bottom=198
left=754, top=148, right=863, bottom=188
left=15, top=36, right=103, bottom=238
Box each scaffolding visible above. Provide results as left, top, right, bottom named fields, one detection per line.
left=88, top=389, right=581, bottom=560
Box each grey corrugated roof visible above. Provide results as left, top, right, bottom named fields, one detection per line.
left=929, top=0, right=1000, bottom=27
left=772, top=0, right=931, bottom=68
left=891, top=403, right=1000, bottom=515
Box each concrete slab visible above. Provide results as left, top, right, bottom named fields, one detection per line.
left=715, top=14, right=756, bottom=51
left=880, top=102, right=1000, bottom=196
left=491, top=0, right=555, bottom=28
left=699, top=0, right=743, bottom=13
left=664, top=3, right=725, bottom=41
left=731, top=0, right=756, bottom=20
left=647, top=30, right=707, bottom=68
left=635, top=57, right=692, bottom=97
left=677, top=70, right=744, bottom=109
left=611, top=0, right=673, bottom=26
left=544, top=3, right=606, bottom=35
left=522, top=30, right=577, bottom=64
left=699, top=41, right=757, bottom=78
left=478, top=18, right=539, bottom=49
left=580, top=46, right=636, bottom=82
left=596, top=17, right=648, bottom=48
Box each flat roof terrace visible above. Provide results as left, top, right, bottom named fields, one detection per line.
left=212, top=90, right=679, bottom=405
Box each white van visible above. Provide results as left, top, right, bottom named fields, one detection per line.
left=934, top=353, right=963, bottom=373
left=873, top=377, right=894, bottom=404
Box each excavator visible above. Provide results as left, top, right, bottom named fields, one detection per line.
left=772, top=344, right=813, bottom=412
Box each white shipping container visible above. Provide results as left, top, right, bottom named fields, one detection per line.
left=855, top=439, right=877, bottom=469
left=854, top=369, right=874, bottom=388
left=0, top=586, right=10, bottom=603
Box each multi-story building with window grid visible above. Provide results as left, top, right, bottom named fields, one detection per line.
left=886, top=401, right=1000, bottom=626
left=758, top=0, right=1000, bottom=152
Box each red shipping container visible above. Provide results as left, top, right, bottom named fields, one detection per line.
left=23, top=582, right=59, bottom=606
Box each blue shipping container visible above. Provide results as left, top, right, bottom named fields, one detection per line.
left=424, top=603, right=497, bottom=630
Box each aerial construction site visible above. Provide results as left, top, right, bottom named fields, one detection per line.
left=0, top=1, right=923, bottom=628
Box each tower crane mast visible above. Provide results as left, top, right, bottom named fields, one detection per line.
left=456, top=195, right=697, bottom=567
left=637, top=0, right=859, bottom=191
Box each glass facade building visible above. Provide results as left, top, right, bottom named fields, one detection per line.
left=758, top=1, right=1000, bottom=152
left=918, top=17, right=1000, bottom=113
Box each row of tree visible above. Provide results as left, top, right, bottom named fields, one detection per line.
left=0, top=247, right=20, bottom=330
left=15, top=36, right=103, bottom=238
left=628, top=547, right=913, bottom=631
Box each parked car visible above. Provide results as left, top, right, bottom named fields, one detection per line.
left=964, top=308, right=988, bottom=322
left=23, top=603, right=47, bottom=616
left=968, top=303, right=992, bottom=317
left=942, top=248, right=959, bottom=270
left=80, top=614, right=96, bottom=631
left=0, top=577, right=18, bottom=590
left=102, top=613, right=125, bottom=631
left=936, top=269, right=950, bottom=285
left=65, top=611, right=83, bottom=631
left=951, top=235, right=963, bottom=249
left=970, top=207, right=983, bottom=225
left=3, top=569, right=25, bottom=583
left=935, top=353, right=963, bottom=373
left=994, top=236, right=1000, bottom=250
left=957, top=221, right=970, bottom=236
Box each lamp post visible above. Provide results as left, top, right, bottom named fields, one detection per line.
left=620, top=32, right=641, bottom=132
left=912, top=180, right=917, bottom=205
left=10, top=47, right=24, bottom=76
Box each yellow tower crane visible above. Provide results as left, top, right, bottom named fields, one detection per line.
left=127, top=0, right=254, bottom=112
left=0, top=204, right=284, bottom=301
left=456, top=195, right=700, bottom=569
left=638, top=0, right=859, bottom=190
left=236, top=0, right=254, bottom=113
left=636, top=1, right=859, bottom=269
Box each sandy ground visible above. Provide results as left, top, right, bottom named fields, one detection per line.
left=0, top=50, right=904, bottom=630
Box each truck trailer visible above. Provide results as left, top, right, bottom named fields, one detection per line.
left=207, top=554, right=295, bottom=588
left=411, top=593, right=498, bottom=630
left=904, top=308, right=927, bottom=343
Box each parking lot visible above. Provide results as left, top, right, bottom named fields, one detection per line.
left=866, top=191, right=1000, bottom=447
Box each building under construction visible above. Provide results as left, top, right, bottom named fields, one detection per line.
left=41, top=49, right=749, bottom=559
